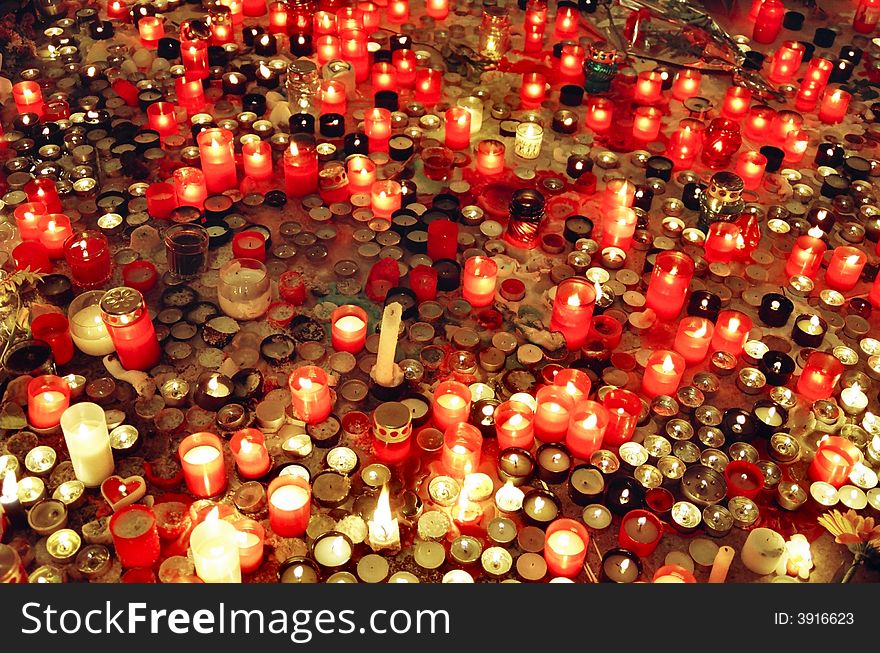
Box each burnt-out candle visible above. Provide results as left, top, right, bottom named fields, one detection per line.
left=289, top=113, right=315, bottom=134
left=758, top=292, right=793, bottom=327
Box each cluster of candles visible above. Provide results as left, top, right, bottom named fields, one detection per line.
left=3, top=0, right=880, bottom=586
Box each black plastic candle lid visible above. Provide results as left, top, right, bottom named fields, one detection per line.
left=157, top=37, right=180, bottom=59
left=782, top=11, right=804, bottom=30
left=759, top=146, right=785, bottom=173
left=798, top=40, right=815, bottom=61
left=813, top=27, right=836, bottom=47
left=645, top=155, right=673, bottom=181
left=840, top=45, right=863, bottom=64
left=433, top=258, right=462, bottom=291
left=560, top=85, right=585, bottom=107
left=563, top=215, right=593, bottom=242
left=820, top=174, right=849, bottom=198
left=374, top=90, right=399, bottom=111
left=844, top=155, right=871, bottom=180
left=742, top=51, right=765, bottom=71
left=207, top=45, right=228, bottom=67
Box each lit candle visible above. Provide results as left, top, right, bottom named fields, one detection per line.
left=854, top=0, right=880, bottom=32
left=360, top=1, right=380, bottom=29
left=414, top=67, right=443, bottom=105
left=513, top=122, right=543, bottom=160
left=462, top=256, right=498, bottom=307
left=602, top=389, right=642, bottom=447
left=721, top=86, right=752, bottom=120
left=235, top=519, right=265, bottom=573
left=475, top=139, right=505, bottom=176
left=743, top=105, right=775, bottom=141
left=549, top=277, right=596, bottom=351
left=600, top=207, right=637, bottom=252
left=869, top=275, right=880, bottom=309
left=520, top=72, right=547, bottom=109
left=703, top=222, right=741, bottom=263
left=231, top=231, right=266, bottom=263
left=554, top=3, right=578, bottom=38
left=558, top=43, right=585, bottom=80
left=146, top=101, right=177, bottom=138
left=671, top=69, right=702, bottom=101
left=735, top=151, right=767, bottom=190
left=796, top=352, right=844, bottom=402
left=288, top=366, right=332, bottom=424
left=632, top=106, right=662, bottom=141
left=644, top=251, right=694, bottom=321
left=441, top=423, right=482, bottom=476
left=724, top=461, right=765, bottom=500
left=586, top=97, right=613, bottom=132
left=371, top=62, right=397, bottom=91
left=64, top=230, right=112, bottom=289
left=179, top=432, right=226, bottom=497
left=37, top=214, right=73, bottom=260
left=544, top=519, right=589, bottom=578
left=13, top=201, right=45, bottom=241
left=268, top=1, right=287, bottom=32
left=373, top=302, right=402, bottom=387
left=641, top=351, right=685, bottom=399
left=785, top=227, right=826, bottom=278
left=370, top=180, right=402, bottom=220
left=60, top=402, right=114, bottom=487
left=768, top=41, right=805, bottom=83
left=346, top=155, right=376, bottom=194
left=673, top=316, right=713, bottom=365
left=425, top=0, right=449, bottom=19
left=107, top=0, right=129, bottom=20
left=197, top=128, right=237, bottom=194
left=12, top=81, right=44, bottom=117
left=138, top=15, right=164, bottom=46
left=432, top=380, right=472, bottom=432
left=495, top=401, right=535, bottom=450
left=618, top=510, right=663, bottom=557
left=69, top=293, right=115, bottom=356
left=566, top=402, right=609, bottom=459
left=392, top=49, right=417, bottom=87
left=634, top=70, right=663, bottom=104
left=25, top=178, right=62, bottom=213
left=339, top=29, right=369, bottom=82
left=331, top=305, right=368, bottom=353
left=364, top=108, right=392, bottom=153
left=27, top=375, right=70, bottom=429
left=230, top=429, right=272, bottom=479
left=444, top=107, right=471, bottom=150
left=180, top=39, right=209, bottom=79
left=809, top=436, right=860, bottom=487
left=782, top=129, right=808, bottom=165
left=825, top=246, right=866, bottom=291
left=173, top=166, right=208, bottom=209
left=711, top=311, right=751, bottom=357
left=191, top=509, right=241, bottom=582
left=174, top=75, right=206, bottom=115
left=316, top=35, right=340, bottom=64
left=387, top=0, right=409, bottom=23
left=752, top=0, right=784, bottom=44
left=367, top=484, right=400, bottom=552
left=242, top=139, right=273, bottom=181
left=534, top=385, right=574, bottom=443
left=818, top=88, right=852, bottom=124
left=284, top=137, right=319, bottom=198
left=268, top=476, right=311, bottom=537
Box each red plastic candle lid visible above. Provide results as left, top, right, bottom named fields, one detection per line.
left=500, top=278, right=526, bottom=301
left=610, top=352, right=637, bottom=372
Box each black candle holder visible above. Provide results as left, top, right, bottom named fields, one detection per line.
left=758, top=292, right=793, bottom=327
left=721, top=408, right=756, bottom=442
left=559, top=84, right=584, bottom=107
left=687, top=290, right=721, bottom=323
left=389, top=136, right=414, bottom=161
left=759, top=146, right=785, bottom=173
left=242, top=93, right=266, bottom=115
left=242, top=26, right=263, bottom=47
left=289, top=113, right=315, bottom=134
left=645, top=155, right=673, bottom=181
left=89, top=20, right=114, bottom=40
left=681, top=182, right=705, bottom=210
left=751, top=399, right=788, bottom=438
left=605, top=475, right=645, bottom=516
left=828, top=59, right=854, bottom=83
left=791, top=313, right=827, bottom=348
left=568, top=463, right=605, bottom=505
left=254, top=33, right=277, bottom=56
left=319, top=113, right=345, bottom=138
left=813, top=27, right=837, bottom=48
left=289, top=33, right=313, bottom=56
left=759, top=350, right=795, bottom=387
left=840, top=45, right=863, bottom=65
left=632, top=185, right=654, bottom=212
left=433, top=258, right=461, bottom=291
left=782, top=10, right=804, bottom=30
left=814, top=142, right=844, bottom=167
left=844, top=155, right=871, bottom=181
left=521, top=487, right=562, bottom=528
left=470, top=398, right=500, bottom=439
left=563, top=215, right=593, bottom=242
left=566, top=155, right=591, bottom=179
left=343, top=131, right=369, bottom=156
left=599, top=548, right=643, bottom=583
left=390, top=34, right=411, bottom=51
left=374, top=90, right=398, bottom=112
left=535, top=442, right=572, bottom=485
left=497, top=447, right=536, bottom=486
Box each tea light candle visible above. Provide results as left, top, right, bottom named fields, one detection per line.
left=825, top=246, right=866, bottom=291
left=641, top=351, right=685, bottom=399
left=179, top=433, right=226, bottom=497
left=840, top=383, right=869, bottom=415
left=792, top=314, right=827, bottom=348
left=191, top=510, right=241, bottom=583
left=618, top=509, right=663, bottom=557
left=724, top=461, right=764, bottom=500
left=60, top=402, right=114, bottom=487
left=432, top=380, right=471, bottom=432
left=601, top=548, right=642, bottom=583
left=776, top=481, right=808, bottom=511
left=711, top=311, right=751, bottom=357
left=288, top=366, right=332, bottom=424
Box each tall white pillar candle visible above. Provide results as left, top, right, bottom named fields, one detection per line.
left=372, top=303, right=402, bottom=387
left=190, top=515, right=242, bottom=583
left=60, top=402, right=114, bottom=487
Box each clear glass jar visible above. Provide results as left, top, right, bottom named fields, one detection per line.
left=164, top=224, right=209, bottom=281
left=218, top=258, right=271, bottom=320
left=478, top=6, right=511, bottom=61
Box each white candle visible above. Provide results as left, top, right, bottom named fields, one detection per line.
left=546, top=530, right=586, bottom=555
left=457, top=96, right=484, bottom=134
left=840, top=383, right=868, bottom=415
left=59, top=402, right=114, bottom=487
left=190, top=512, right=242, bottom=583
left=313, top=533, right=353, bottom=567
left=70, top=304, right=115, bottom=356
left=740, top=527, right=786, bottom=575
left=372, top=303, right=402, bottom=387
left=367, top=484, right=400, bottom=552
left=218, top=263, right=272, bottom=320
left=494, top=481, right=524, bottom=512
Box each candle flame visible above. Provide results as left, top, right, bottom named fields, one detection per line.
left=566, top=291, right=581, bottom=308
left=205, top=506, right=220, bottom=524
left=565, top=381, right=579, bottom=397
left=240, top=437, right=252, bottom=454
left=637, top=516, right=646, bottom=529
left=594, top=281, right=603, bottom=302
left=661, top=354, right=676, bottom=373
left=207, top=375, right=219, bottom=392
left=581, top=413, right=598, bottom=429
left=507, top=413, right=524, bottom=428
left=846, top=254, right=862, bottom=265
left=693, top=321, right=708, bottom=338
left=728, top=317, right=740, bottom=332
left=373, top=483, right=393, bottom=528
left=2, top=469, right=17, bottom=499
left=298, top=377, right=314, bottom=391
left=258, top=63, right=271, bottom=78
left=807, top=226, right=824, bottom=239
left=809, top=315, right=820, bottom=329
left=289, top=141, right=300, bottom=157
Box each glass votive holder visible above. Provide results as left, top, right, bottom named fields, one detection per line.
left=164, top=223, right=209, bottom=281
left=217, top=258, right=271, bottom=320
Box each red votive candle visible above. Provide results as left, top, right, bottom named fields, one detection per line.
left=347, top=155, right=377, bottom=194
left=818, top=88, right=851, bottom=124
left=268, top=1, right=287, bottom=32
left=782, top=129, right=809, bottom=165
left=146, top=101, right=178, bottom=138
left=600, top=207, right=637, bottom=252
left=721, top=86, right=752, bottom=120
left=387, top=0, right=409, bottom=23
left=64, top=231, right=112, bottom=288
left=704, top=222, right=741, bottom=263
left=410, top=265, right=438, bottom=302
left=795, top=80, right=822, bottom=111
left=179, top=432, right=227, bottom=497
left=122, top=260, right=158, bottom=294
left=370, top=180, right=402, bottom=220
left=644, top=251, right=694, bottom=321
left=284, top=138, right=319, bottom=197
left=180, top=39, right=209, bottom=79
left=825, top=246, right=866, bottom=291
left=242, top=140, right=273, bottom=180
left=441, top=423, right=482, bottom=476
left=735, top=151, right=767, bottom=190
left=520, top=72, right=547, bottom=109
left=554, top=4, right=578, bottom=38
left=475, top=139, right=505, bottom=176
left=110, top=505, right=161, bottom=568
left=340, top=29, right=369, bottom=82
left=671, top=69, right=701, bottom=101
left=618, top=510, right=663, bottom=557
left=462, top=256, right=498, bottom=307
left=279, top=271, right=306, bottom=305
left=197, top=128, right=238, bottom=194
left=724, top=461, right=765, bottom=499
left=534, top=385, right=574, bottom=443
left=634, top=70, right=663, bottom=104
left=27, top=374, right=71, bottom=429
left=444, top=107, right=471, bottom=150
left=364, top=108, right=392, bottom=153
left=808, top=436, right=860, bottom=487
left=425, top=0, right=449, bottom=19
left=232, top=231, right=266, bottom=262
left=768, top=41, right=805, bottom=83
left=495, top=400, right=536, bottom=450
left=586, top=97, right=613, bottom=132
left=338, top=5, right=364, bottom=29
left=415, top=68, right=443, bottom=105
left=173, top=167, right=208, bottom=209
left=267, top=476, right=311, bottom=537
left=602, top=389, right=642, bottom=447
left=427, top=219, right=459, bottom=261
left=12, top=81, right=44, bottom=117
left=554, top=368, right=592, bottom=404
left=641, top=350, right=685, bottom=399
left=138, top=15, right=164, bottom=46
left=316, top=35, right=340, bottom=64
left=854, top=0, right=880, bottom=32
left=743, top=105, right=775, bottom=141
left=331, top=305, right=368, bottom=353
left=13, top=201, right=46, bottom=241
left=796, top=352, right=843, bottom=402
left=107, top=0, right=129, bottom=20
left=371, top=62, right=398, bottom=91
left=785, top=227, right=826, bottom=278
left=25, top=178, right=63, bottom=213
left=392, top=49, right=417, bottom=87
left=632, top=106, right=662, bottom=142
left=234, top=519, right=265, bottom=574
left=752, top=0, right=784, bottom=44
left=432, top=380, right=472, bottom=432
left=558, top=44, right=585, bottom=80
left=549, top=277, right=596, bottom=351
left=313, top=10, right=337, bottom=34
left=230, top=428, right=272, bottom=479
left=13, top=242, right=51, bottom=272
left=31, top=313, right=74, bottom=366
left=711, top=310, right=751, bottom=356
left=544, top=519, right=589, bottom=578
left=673, top=316, right=713, bottom=365
left=566, top=401, right=609, bottom=459
left=175, top=76, right=206, bottom=115
left=289, top=366, right=332, bottom=424
left=37, top=214, right=73, bottom=260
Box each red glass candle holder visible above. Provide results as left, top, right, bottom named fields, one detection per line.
left=267, top=475, right=311, bottom=537
left=735, top=151, right=767, bottom=191
left=558, top=44, right=586, bottom=80
left=796, top=351, right=844, bottom=402
left=808, top=436, right=861, bottom=487
left=752, top=0, right=784, bottom=44
left=316, top=35, right=341, bottom=63
left=632, top=106, right=662, bottom=142
left=618, top=509, right=663, bottom=558
left=602, top=389, right=642, bottom=447
left=475, top=139, right=505, bottom=176
left=644, top=251, right=694, bottom=321
left=370, top=180, right=402, bottom=220
left=818, top=88, right=852, bottom=124
left=672, top=316, right=713, bottom=366
left=825, top=246, right=866, bottom=291
left=288, top=366, right=333, bottom=424
left=13, top=201, right=46, bottom=241
left=146, top=101, right=177, bottom=138
left=553, top=368, right=592, bottom=404
left=785, top=228, right=826, bottom=278
left=27, top=374, right=71, bottom=429
left=549, top=277, right=596, bottom=351
left=444, top=107, right=471, bottom=150
left=441, top=422, right=483, bottom=476
left=146, top=182, right=176, bottom=219
left=600, top=207, right=638, bottom=252
left=64, top=231, right=112, bottom=289
left=724, top=461, right=765, bottom=499
left=37, top=214, right=73, bottom=260
left=12, top=81, right=44, bottom=117
left=331, top=305, right=368, bottom=353
left=234, top=518, right=265, bottom=573
left=197, top=128, right=238, bottom=194
left=425, top=0, right=449, bottom=19
left=175, top=76, right=206, bottom=115
left=121, top=260, right=158, bottom=295
left=634, top=70, right=663, bottom=104
left=768, top=41, right=805, bottom=83
left=671, top=69, right=701, bottom=101
left=743, top=105, right=775, bottom=141
left=25, top=178, right=62, bottom=213
left=585, top=97, right=613, bottom=132
left=242, top=140, right=273, bottom=180
left=230, top=428, right=272, bottom=479
left=721, top=86, right=752, bottom=120
left=364, top=108, right=392, bottom=153
left=588, top=314, right=623, bottom=351
left=534, top=385, right=574, bottom=443
left=387, top=0, right=410, bottom=23
left=109, top=505, right=161, bottom=568
left=770, top=110, right=803, bottom=144
left=179, top=432, right=227, bottom=497
left=653, top=564, right=697, bottom=583
left=173, top=166, right=208, bottom=209
left=410, top=265, right=438, bottom=302
left=701, top=118, right=741, bottom=168
left=283, top=137, right=319, bottom=197
left=232, top=231, right=267, bottom=262
left=641, top=350, right=685, bottom=399
left=710, top=310, right=752, bottom=357
left=566, top=401, right=609, bottom=459
left=279, top=271, right=307, bottom=305
left=12, top=242, right=51, bottom=273
left=427, top=219, right=459, bottom=261
left=462, top=256, right=498, bottom=307
left=100, top=287, right=160, bottom=371
left=520, top=72, right=547, bottom=109
left=31, top=313, right=74, bottom=366
left=414, top=67, right=443, bottom=105
left=392, top=49, right=417, bottom=87
left=554, top=4, right=578, bottom=38
left=180, top=38, right=209, bottom=79
left=371, top=62, right=398, bottom=91
left=432, top=379, right=471, bottom=432
left=544, top=519, right=589, bottom=578
left=782, top=129, right=808, bottom=165
left=854, top=0, right=880, bottom=32
left=704, top=222, right=741, bottom=263
left=495, top=400, right=536, bottom=450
